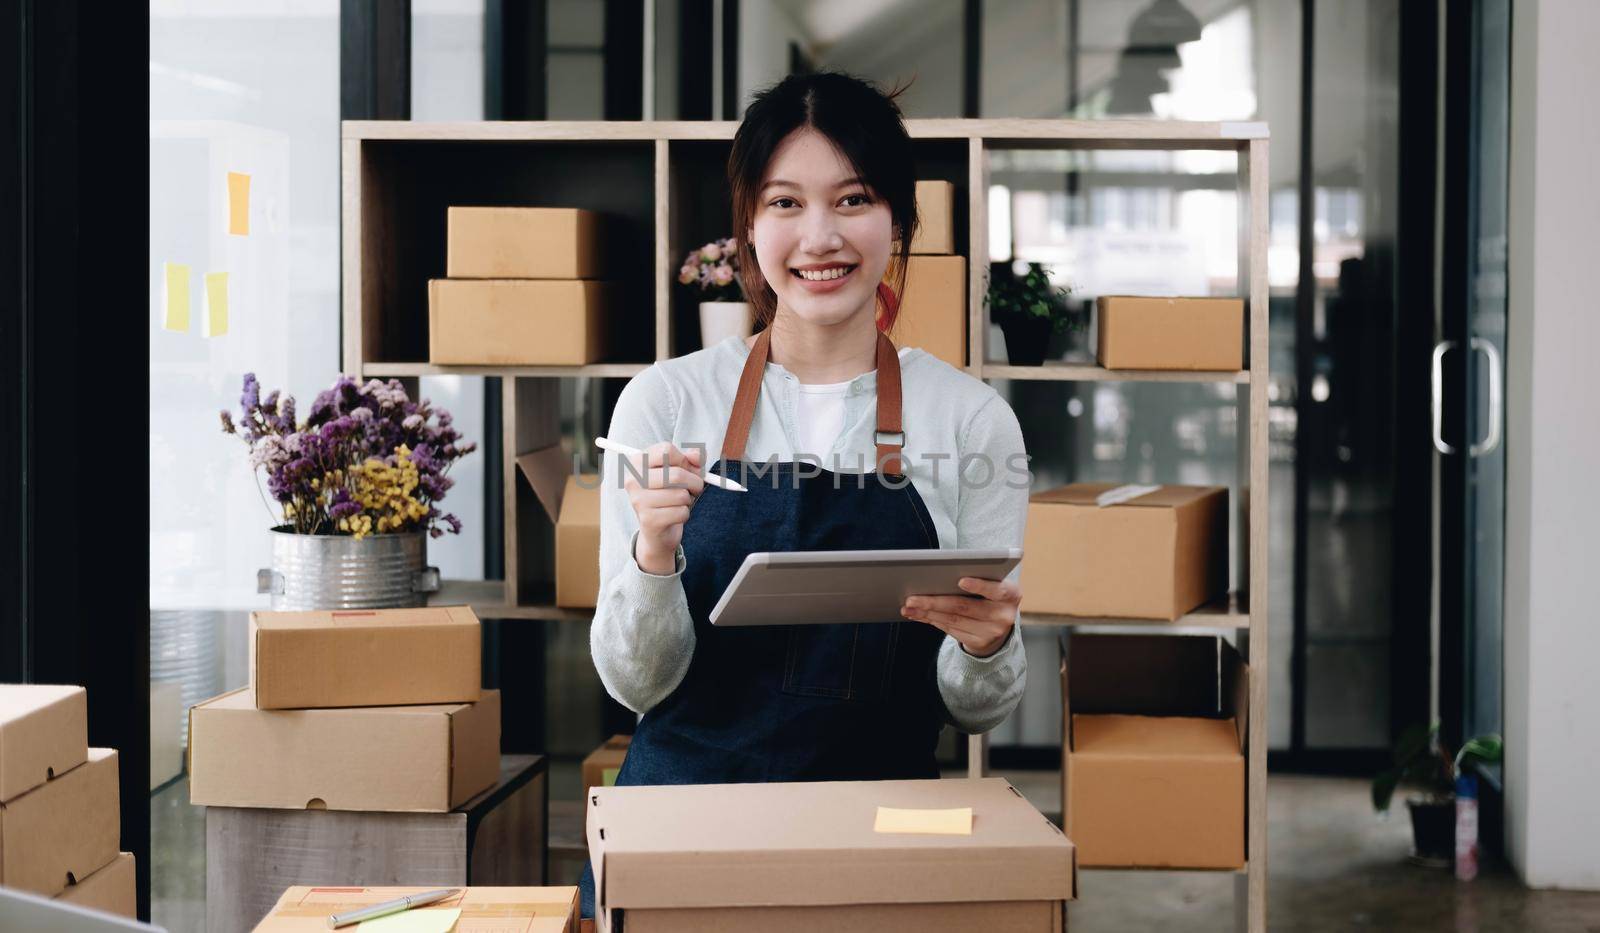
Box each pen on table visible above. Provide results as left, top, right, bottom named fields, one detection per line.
left=594, top=436, right=747, bottom=493
left=327, top=887, right=457, bottom=928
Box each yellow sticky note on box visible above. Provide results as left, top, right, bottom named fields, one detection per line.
left=227, top=172, right=250, bottom=236
left=358, top=908, right=460, bottom=932
left=162, top=262, right=190, bottom=332
left=203, top=271, right=229, bottom=337
left=873, top=806, right=973, bottom=835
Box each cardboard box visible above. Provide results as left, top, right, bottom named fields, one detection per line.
left=581, top=734, right=630, bottom=801
left=889, top=255, right=967, bottom=369
left=429, top=279, right=613, bottom=365
left=1022, top=483, right=1228, bottom=620
left=189, top=688, right=500, bottom=812
left=0, top=748, right=120, bottom=897
left=1061, top=633, right=1248, bottom=869
left=253, top=885, right=579, bottom=932
left=447, top=206, right=605, bottom=279
left=588, top=777, right=1076, bottom=933
left=0, top=684, right=87, bottom=802
left=249, top=606, right=482, bottom=710
left=149, top=680, right=184, bottom=790
left=54, top=851, right=135, bottom=918
left=518, top=446, right=601, bottom=608
left=911, top=180, right=956, bottom=254
left=1095, top=296, right=1244, bottom=371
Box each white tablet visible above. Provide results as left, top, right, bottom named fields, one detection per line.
left=708, top=547, right=1023, bottom=627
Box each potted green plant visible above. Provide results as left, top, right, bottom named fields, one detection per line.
left=1372, top=722, right=1502, bottom=867
left=986, top=262, right=1078, bottom=366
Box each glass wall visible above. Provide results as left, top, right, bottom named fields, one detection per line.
left=148, top=3, right=489, bottom=927
left=148, top=3, right=341, bottom=927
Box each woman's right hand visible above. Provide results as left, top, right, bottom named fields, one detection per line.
left=622, top=442, right=706, bottom=575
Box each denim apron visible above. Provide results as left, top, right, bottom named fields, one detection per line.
left=579, top=329, right=948, bottom=917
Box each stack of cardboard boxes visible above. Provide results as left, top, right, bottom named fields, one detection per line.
left=1020, top=479, right=1242, bottom=869
left=887, top=180, right=968, bottom=369
left=189, top=606, right=500, bottom=813
left=430, top=207, right=618, bottom=365
left=0, top=685, right=135, bottom=918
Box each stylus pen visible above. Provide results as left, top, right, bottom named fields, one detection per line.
left=327, top=888, right=457, bottom=928
left=594, top=437, right=748, bottom=492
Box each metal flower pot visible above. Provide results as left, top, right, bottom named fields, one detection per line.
left=257, top=526, right=440, bottom=611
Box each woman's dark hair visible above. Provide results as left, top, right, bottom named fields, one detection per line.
left=727, top=71, right=919, bottom=331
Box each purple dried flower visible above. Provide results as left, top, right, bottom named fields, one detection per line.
left=276, top=395, right=297, bottom=433
left=220, top=410, right=235, bottom=434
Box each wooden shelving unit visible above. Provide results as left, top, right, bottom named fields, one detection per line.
left=342, top=118, right=1270, bottom=932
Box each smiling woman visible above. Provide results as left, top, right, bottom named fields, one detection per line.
left=728, top=72, right=919, bottom=341
left=579, top=71, right=1030, bottom=921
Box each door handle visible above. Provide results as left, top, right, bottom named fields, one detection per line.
left=1469, top=337, right=1503, bottom=457
left=1432, top=340, right=1457, bottom=455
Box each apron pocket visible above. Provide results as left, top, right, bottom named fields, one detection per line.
left=781, top=622, right=899, bottom=701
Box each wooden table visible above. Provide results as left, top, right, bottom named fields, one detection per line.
left=205, top=754, right=547, bottom=933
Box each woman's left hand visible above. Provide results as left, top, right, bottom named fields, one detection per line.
left=902, top=576, right=1020, bottom=659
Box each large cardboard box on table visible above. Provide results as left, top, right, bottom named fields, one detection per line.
left=1022, top=483, right=1228, bottom=620
left=253, top=885, right=579, bottom=932
left=189, top=688, right=500, bottom=812
left=55, top=851, right=136, bottom=918
left=518, top=445, right=601, bottom=609
left=0, top=747, right=120, bottom=897
left=588, top=777, right=1076, bottom=933
left=889, top=255, right=967, bottom=370
left=0, top=684, right=87, bottom=802
left=581, top=734, right=630, bottom=801
left=1096, top=296, right=1244, bottom=371
left=911, top=180, right=956, bottom=254
left=447, top=206, right=606, bottom=279
left=250, top=606, right=482, bottom=710
left=429, top=279, right=613, bottom=365
left=1062, top=633, right=1248, bottom=869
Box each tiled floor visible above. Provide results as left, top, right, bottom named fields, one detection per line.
left=153, top=764, right=1600, bottom=932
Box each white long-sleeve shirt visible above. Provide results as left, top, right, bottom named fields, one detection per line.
left=589, top=335, right=1030, bottom=734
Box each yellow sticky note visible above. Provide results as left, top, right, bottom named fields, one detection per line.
left=873, top=806, right=973, bottom=835
left=227, top=171, right=250, bottom=235
left=162, top=262, right=190, bottom=332
left=203, top=271, right=229, bottom=337
left=601, top=767, right=620, bottom=787
left=358, top=907, right=461, bottom=933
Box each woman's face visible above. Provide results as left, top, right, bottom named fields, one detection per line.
left=750, top=127, right=894, bottom=328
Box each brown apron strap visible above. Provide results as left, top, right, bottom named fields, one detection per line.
left=874, top=332, right=905, bottom=476
left=720, top=327, right=771, bottom=465
left=720, top=327, right=907, bottom=476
